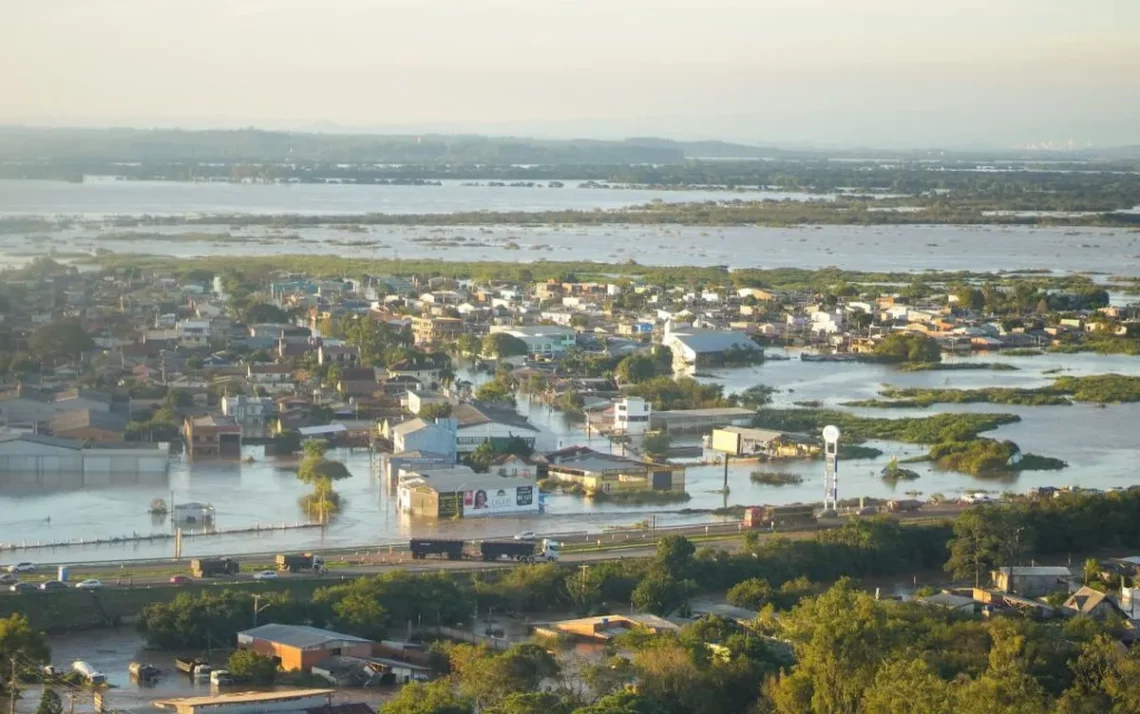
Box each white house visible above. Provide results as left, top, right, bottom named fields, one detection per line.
left=661, top=323, right=761, bottom=371
left=489, top=325, right=576, bottom=357
left=175, top=319, right=212, bottom=349
left=614, top=397, right=651, bottom=435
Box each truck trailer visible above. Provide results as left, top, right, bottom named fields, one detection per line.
left=275, top=553, right=326, bottom=572
left=409, top=538, right=560, bottom=562
left=190, top=557, right=240, bottom=578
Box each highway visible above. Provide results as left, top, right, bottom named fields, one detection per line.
left=1, top=506, right=963, bottom=593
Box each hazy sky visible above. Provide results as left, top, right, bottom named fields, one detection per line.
left=3, top=0, right=1139, bottom=147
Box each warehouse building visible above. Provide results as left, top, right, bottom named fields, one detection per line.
left=237, top=624, right=372, bottom=672
left=0, top=433, right=169, bottom=475
left=397, top=465, right=539, bottom=519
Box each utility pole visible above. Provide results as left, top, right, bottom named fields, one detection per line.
left=252, top=594, right=272, bottom=627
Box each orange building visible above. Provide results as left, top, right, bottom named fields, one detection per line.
left=236, top=624, right=373, bottom=672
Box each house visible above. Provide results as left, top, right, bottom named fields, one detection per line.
left=175, top=319, right=212, bottom=349
left=406, top=390, right=449, bottom=416
left=248, top=363, right=294, bottom=393
left=1062, top=586, right=1130, bottom=620
left=411, top=316, right=465, bottom=346
left=917, top=591, right=977, bottom=614
left=220, top=395, right=276, bottom=440
left=0, top=386, right=114, bottom=426
left=387, top=358, right=443, bottom=386
left=489, top=453, right=538, bottom=478
left=451, top=401, right=538, bottom=453
left=709, top=427, right=820, bottom=458
left=317, top=342, right=360, bottom=366
left=172, top=502, right=216, bottom=528
left=389, top=417, right=458, bottom=458
left=661, top=324, right=761, bottom=371
left=154, top=690, right=336, bottom=714
left=991, top=566, right=1074, bottom=597
left=613, top=397, right=651, bottom=435
left=650, top=407, right=756, bottom=433
left=488, top=325, right=577, bottom=357
left=545, top=449, right=686, bottom=495
left=183, top=414, right=243, bottom=458
left=237, top=624, right=373, bottom=672
left=336, top=367, right=380, bottom=397
left=535, top=614, right=679, bottom=643
left=49, top=409, right=128, bottom=442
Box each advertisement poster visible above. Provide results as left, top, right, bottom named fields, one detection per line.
left=462, top=486, right=537, bottom=516
left=438, top=491, right=462, bottom=518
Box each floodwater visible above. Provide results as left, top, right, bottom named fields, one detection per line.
left=0, top=180, right=1138, bottom=564
left=3, top=352, right=1139, bottom=565
left=0, top=178, right=825, bottom=217
left=0, top=179, right=1136, bottom=274
left=3, top=222, right=1140, bottom=276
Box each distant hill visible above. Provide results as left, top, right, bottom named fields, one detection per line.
left=623, top=137, right=788, bottom=159
left=0, top=127, right=686, bottom=165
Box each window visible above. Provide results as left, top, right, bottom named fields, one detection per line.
left=329, top=647, right=342, bottom=656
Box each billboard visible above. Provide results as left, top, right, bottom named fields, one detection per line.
left=462, top=485, right=539, bottom=517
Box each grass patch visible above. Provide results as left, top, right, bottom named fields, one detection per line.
left=752, top=408, right=1020, bottom=444
left=898, top=362, right=1019, bottom=372
left=837, top=444, right=885, bottom=459
left=750, top=471, right=805, bottom=486
left=1003, top=349, right=1045, bottom=357
left=590, top=490, right=691, bottom=504
left=1017, top=453, right=1069, bottom=471
left=877, top=386, right=1072, bottom=407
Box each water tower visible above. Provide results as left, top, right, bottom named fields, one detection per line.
left=823, top=425, right=840, bottom=511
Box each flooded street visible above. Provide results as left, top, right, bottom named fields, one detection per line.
left=3, top=351, right=1139, bottom=565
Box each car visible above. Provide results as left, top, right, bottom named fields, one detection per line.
left=169, top=575, right=192, bottom=585
left=513, top=531, right=536, bottom=541
left=0, top=573, right=17, bottom=584
left=9, top=583, right=36, bottom=593
left=8, top=562, right=34, bottom=573
left=39, top=580, right=67, bottom=591
left=252, top=570, right=278, bottom=581
left=75, top=579, right=103, bottom=590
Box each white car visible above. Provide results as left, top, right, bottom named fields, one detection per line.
left=252, top=570, right=278, bottom=581
left=8, top=562, right=34, bottom=573
left=75, top=579, right=103, bottom=590
left=513, top=531, right=536, bottom=541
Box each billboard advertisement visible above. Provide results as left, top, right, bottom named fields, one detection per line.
left=437, top=491, right=463, bottom=519
left=462, top=485, right=539, bottom=517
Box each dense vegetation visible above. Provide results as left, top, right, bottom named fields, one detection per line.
left=855, top=374, right=1140, bottom=408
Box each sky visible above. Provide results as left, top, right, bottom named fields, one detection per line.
left=2, top=0, right=1139, bottom=148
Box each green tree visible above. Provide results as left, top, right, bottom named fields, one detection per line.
left=475, top=378, right=515, bottom=403
left=332, top=593, right=388, bottom=640
left=227, top=649, right=278, bottom=685
left=0, top=613, right=50, bottom=693
left=615, top=354, right=660, bottom=385
left=487, top=692, right=574, bottom=714
left=380, top=680, right=474, bottom=714
left=36, top=689, right=64, bottom=714
left=572, top=692, right=671, bottom=714
left=860, top=657, right=954, bottom=714
left=726, top=578, right=774, bottom=610
left=944, top=507, right=1010, bottom=588
left=242, top=302, right=289, bottom=324
left=419, top=402, right=453, bottom=419
left=874, top=333, right=942, bottom=363
left=631, top=572, right=694, bottom=616
left=28, top=319, right=94, bottom=363
left=483, top=333, right=529, bottom=359
left=641, top=432, right=670, bottom=460
left=654, top=536, right=696, bottom=578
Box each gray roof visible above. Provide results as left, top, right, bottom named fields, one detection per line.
left=50, top=409, right=128, bottom=434
left=452, top=401, right=537, bottom=432
left=668, top=330, right=757, bottom=354
left=550, top=453, right=649, bottom=475
left=238, top=623, right=372, bottom=649
left=717, top=426, right=816, bottom=444
left=0, top=433, right=83, bottom=450
left=391, top=418, right=431, bottom=437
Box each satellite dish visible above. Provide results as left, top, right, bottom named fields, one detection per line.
left=822, top=425, right=841, bottom=442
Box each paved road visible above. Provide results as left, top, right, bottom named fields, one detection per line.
left=1, top=507, right=962, bottom=593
